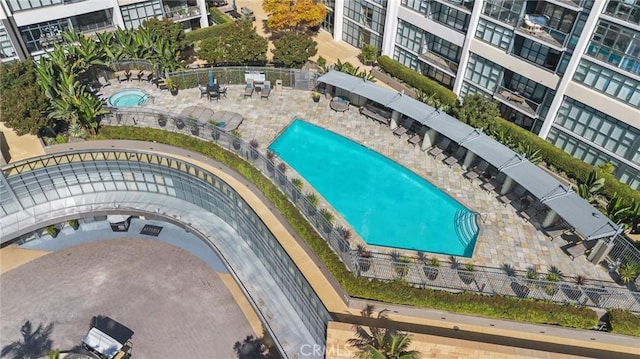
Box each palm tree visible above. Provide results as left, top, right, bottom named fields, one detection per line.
left=1, top=321, right=53, bottom=359
left=348, top=305, right=421, bottom=359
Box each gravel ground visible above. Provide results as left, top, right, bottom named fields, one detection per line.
left=0, top=238, right=254, bottom=359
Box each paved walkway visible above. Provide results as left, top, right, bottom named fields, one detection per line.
left=0, top=122, right=45, bottom=163
left=98, top=80, right=615, bottom=283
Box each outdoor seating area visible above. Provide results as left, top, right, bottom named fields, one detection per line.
left=359, top=103, right=391, bottom=125
left=330, top=96, right=349, bottom=112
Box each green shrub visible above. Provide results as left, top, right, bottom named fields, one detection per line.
left=608, top=309, right=640, bottom=336
left=210, top=7, right=232, bottom=25
left=186, top=21, right=234, bottom=43
left=377, top=55, right=457, bottom=109
left=94, top=126, right=614, bottom=332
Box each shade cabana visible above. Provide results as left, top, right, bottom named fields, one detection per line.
left=317, top=71, right=370, bottom=93
left=543, top=191, right=620, bottom=240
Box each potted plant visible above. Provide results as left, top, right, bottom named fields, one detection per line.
left=277, top=162, right=288, bottom=184
left=459, top=262, right=475, bottom=285
left=44, top=225, right=59, bottom=238
left=305, top=192, right=319, bottom=215
left=249, top=139, right=259, bottom=160
left=391, top=251, right=412, bottom=280
left=423, top=256, right=441, bottom=281
left=174, top=117, right=185, bottom=129
left=357, top=244, right=372, bottom=273
left=335, top=225, right=351, bottom=253
left=544, top=266, right=563, bottom=296
left=319, top=208, right=334, bottom=233
left=165, top=77, right=178, bottom=96
left=186, top=116, right=199, bottom=136
left=231, top=129, right=242, bottom=150
left=312, top=90, right=321, bottom=103
left=67, top=219, right=80, bottom=231
left=618, top=262, right=640, bottom=285
left=157, top=114, right=168, bottom=127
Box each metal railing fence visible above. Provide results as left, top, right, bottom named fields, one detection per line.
left=100, top=107, right=640, bottom=313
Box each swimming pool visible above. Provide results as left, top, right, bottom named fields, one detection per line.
left=269, top=120, right=479, bottom=257
left=108, top=89, right=149, bottom=107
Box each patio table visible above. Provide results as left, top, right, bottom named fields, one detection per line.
left=330, top=97, right=349, bottom=112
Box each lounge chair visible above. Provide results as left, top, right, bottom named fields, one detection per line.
left=244, top=81, right=254, bottom=97
left=98, top=76, right=111, bottom=87
left=115, top=71, right=129, bottom=82
left=218, top=86, right=227, bottom=98
left=464, top=160, right=489, bottom=181
left=393, top=126, right=407, bottom=137
left=407, top=133, right=421, bottom=146
left=443, top=146, right=466, bottom=167
left=542, top=224, right=572, bottom=241
left=140, top=70, right=153, bottom=82
left=261, top=81, right=271, bottom=99
left=566, top=241, right=587, bottom=260
left=427, top=138, right=451, bottom=159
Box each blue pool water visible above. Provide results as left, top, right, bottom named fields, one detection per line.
left=269, top=120, right=479, bottom=257
left=108, top=89, right=148, bottom=107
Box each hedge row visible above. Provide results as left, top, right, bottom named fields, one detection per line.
left=94, top=126, right=605, bottom=331
left=608, top=309, right=640, bottom=336
left=377, top=55, right=458, bottom=109
left=185, top=19, right=234, bottom=43
left=376, top=55, right=640, bottom=206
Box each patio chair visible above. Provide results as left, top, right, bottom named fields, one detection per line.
left=566, top=241, right=587, bottom=261
left=218, top=86, right=227, bottom=98
left=116, top=71, right=129, bottom=82
left=427, top=137, right=451, bottom=159
left=244, top=81, right=254, bottom=97
left=261, top=81, right=271, bottom=99
left=140, top=70, right=153, bottom=82
left=208, top=84, right=220, bottom=102
left=98, top=76, right=111, bottom=87
left=464, top=160, right=489, bottom=181
left=443, top=146, right=466, bottom=167
left=199, top=85, right=208, bottom=99
left=407, top=133, right=421, bottom=146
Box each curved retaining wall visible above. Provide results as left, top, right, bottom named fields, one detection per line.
left=0, top=148, right=330, bottom=359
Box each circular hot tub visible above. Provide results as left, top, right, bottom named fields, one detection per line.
left=108, top=89, right=149, bottom=107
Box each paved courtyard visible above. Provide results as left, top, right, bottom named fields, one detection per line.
left=97, top=80, right=615, bottom=283
left=0, top=238, right=254, bottom=358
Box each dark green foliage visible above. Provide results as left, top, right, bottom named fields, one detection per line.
left=186, top=22, right=234, bottom=43
left=210, top=7, right=233, bottom=25
left=456, top=94, right=501, bottom=128
left=377, top=55, right=457, bottom=109
left=0, top=60, right=50, bottom=135
left=607, top=309, right=640, bottom=336
left=272, top=33, right=317, bottom=68
left=198, top=21, right=267, bottom=65
left=141, top=17, right=190, bottom=53
left=360, top=44, right=378, bottom=65
left=94, top=126, right=611, bottom=332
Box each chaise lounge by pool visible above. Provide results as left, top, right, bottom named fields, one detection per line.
left=269, top=120, right=479, bottom=257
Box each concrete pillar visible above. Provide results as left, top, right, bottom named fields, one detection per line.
left=390, top=110, right=401, bottom=130
left=198, top=0, right=209, bottom=28
left=421, top=129, right=437, bottom=151
left=537, top=0, right=606, bottom=139
left=452, top=0, right=483, bottom=96
left=462, top=151, right=476, bottom=170
left=333, top=0, right=344, bottom=41
left=541, top=210, right=558, bottom=228
left=500, top=176, right=513, bottom=195
left=587, top=239, right=614, bottom=265
left=381, top=0, right=400, bottom=57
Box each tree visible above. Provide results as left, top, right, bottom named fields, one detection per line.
left=263, top=0, right=327, bottom=32
left=360, top=44, right=378, bottom=66
left=199, top=21, right=267, bottom=65
left=0, top=60, right=49, bottom=135
left=456, top=94, right=501, bottom=128
left=142, top=17, right=189, bottom=53
left=347, top=305, right=422, bottom=359
left=272, top=33, right=317, bottom=68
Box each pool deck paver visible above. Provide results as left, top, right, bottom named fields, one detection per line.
left=97, top=80, right=615, bottom=283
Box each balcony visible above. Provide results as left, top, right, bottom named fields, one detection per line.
left=436, top=0, right=474, bottom=12
left=545, top=0, right=583, bottom=11
left=166, top=6, right=201, bottom=22
left=517, top=15, right=568, bottom=51
left=419, top=51, right=459, bottom=76
left=493, top=86, right=540, bottom=118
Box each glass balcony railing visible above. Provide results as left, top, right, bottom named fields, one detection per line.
left=419, top=51, right=459, bottom=75
left=518, top=15, right=569, bottom=50
left=166, top=6, right=201, bottom=21
left=493, top=86, right=541, bottom=118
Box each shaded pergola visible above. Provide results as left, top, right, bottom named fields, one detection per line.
left=317, top=71, right=620, bottom=243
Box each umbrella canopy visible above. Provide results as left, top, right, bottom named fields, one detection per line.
left=208, top=71, right=215, bottom=88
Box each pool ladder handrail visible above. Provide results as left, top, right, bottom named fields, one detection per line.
left=138, top=94, right=154, bottom=105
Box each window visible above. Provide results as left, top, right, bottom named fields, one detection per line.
left=512, top=36, right=561, bottom=71
left=430, top=2, right=469, bottom=32
left=554, top=97, right=639, bottom=163
left=586, top=20, right=640, bottom=75
left=401, top=0, right=428, bottom=15
left=120, top=0, right=163, bottom=30
left=0, top=24, right=17, bottom=60
left=482, top=0, right=522, bottom=26
left=344, top=0, right=386, bottom=34
left=7, top=0, right=65, bottom=12
left=395, top=20, right=422, bottom=53
left=475, top=18, right=513, bottom=51
left=393, top=46, right=419, bottom=71
left=604, top=0, right=640, bottom=25
left=464, top=53, right=503, bottom=92
left=19, top=19, right=71, bottom=53
left=574, top=59, right=640, bottom=107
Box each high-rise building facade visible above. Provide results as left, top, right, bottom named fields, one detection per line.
left=323, top=0, right=639, bottom=190
left=0, top=0, right=214, bottom=61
